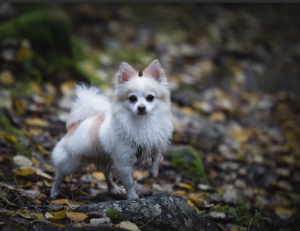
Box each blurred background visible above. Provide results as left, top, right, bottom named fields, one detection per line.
left=0, top=3, right=300, bottom=231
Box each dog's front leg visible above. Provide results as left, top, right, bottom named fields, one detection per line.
left=149, top=150, right=162, bottom=179
left=111, top=161, right=139, bottom=200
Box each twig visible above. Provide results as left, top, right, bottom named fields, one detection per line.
left=247, top=217, right=253, bottom=231
left=138, top=211, right=157, bottom=230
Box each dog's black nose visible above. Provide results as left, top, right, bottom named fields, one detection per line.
left=138, top=104, right=146, bottom=112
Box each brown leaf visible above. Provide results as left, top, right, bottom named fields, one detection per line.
left=65, top=212, right=88, bottom=222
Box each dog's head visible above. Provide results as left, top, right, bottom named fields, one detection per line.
left=112, top=60, right=171, bottom=117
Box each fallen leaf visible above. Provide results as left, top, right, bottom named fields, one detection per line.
left=37, top=145, right=51, bottom=156
left=177, top=183, right=194, bottom=191
left=35, top=169, right=53, bottom=180
left=187, top=200, right=199, bottom=212
left=65, top=212, right=88, bottom=222
left=119, top=220, right=140, bottom=231
left=24, top=118, right=49, bottom=127
left=51, top=223, right=67, bottom=227
left=21, top=189, right=40, bottom=199
left=0, top=70, right=14, bottom=86
left=13, top=155, right=33, bottom=167
left=47, top=211, right=66, bottom=220
left=91, top=172, right=105, bottom=181
left=51, top=199, right=68, bottom=205
left=133, top=171, right=148, bottom=180
left=14, top=168, right=35, bottom=177
left=17, top=209, right=31, bottom=219
left=3, top=134, right=18, bottom=143
left=209, top=112, right=226, bottom=122
left=29, top=213, right=44, bottom=220
left=275, top=207, right=296, bottom=220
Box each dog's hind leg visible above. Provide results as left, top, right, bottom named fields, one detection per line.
left=50, top=148, right=82, bottom=199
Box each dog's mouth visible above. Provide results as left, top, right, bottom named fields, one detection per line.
left=137, top=111, right=148, bottom=116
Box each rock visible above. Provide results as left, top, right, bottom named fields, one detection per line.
left=74, top=193, right=221, bottom=231
left=165, top=145, right=208, bottom=184
left=31, top=227, right=127, bottom=231
left=90, top=217, right=112, bottom=226
left=172, top=106, right=223, bottom=150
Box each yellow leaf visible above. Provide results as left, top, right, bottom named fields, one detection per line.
left=181, top=107, right=196, bottom=115
left=228, top=125, right=250, bottom=143
left=0, top=71, right=14, bottom=86
left=60, top=80, right=75, bottom=96
left=13, top=98, right=27, bottom=115
left=188, top=194, right=205, bottom=205
left=275, top=207, right=296, bottom=220
left=29, top=213, right=44, bottom=220
left=209, top=112, right=225, bottom=122
left=29, top=198, right=42, bottom=205
left=230, top=227, right=247, bottom=231
left=133, top=171, right=148, bottom=180
left=48, top=211, right=66, bottom=220
left=14, top=168, right=35, bottom=177
left=17, top=209, right=31, bottom=219
left=187, top=200, right=199, bottom=212
left=65, top=212, right=88, bottom=222
left=177, top=183, right=194, bottom=191
left=174, top=190, right=188, bottom=196
left=25, top=118, right=49, bottom=127
left=115, top=224, right=120, bottom=228
left=29, top=81, right=42, bottom=94
left=37, top=145, right=51, bottom=156
left=3, top=134, right=18, bottom=143
left=31, top=157, right=40, bottom=167
left=38, top=193, right=47, bottom=199
left=19, top=182, right=33, bottom=188
left=16, top=46, right=32, bottom=62
left=91, top=172, right=105, bottom=181
left=51, top=223, right=67, bottom=227
left=51, top=199, right=68, bottom=205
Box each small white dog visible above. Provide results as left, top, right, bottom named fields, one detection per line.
left=50, top=60, right=173, bottom=200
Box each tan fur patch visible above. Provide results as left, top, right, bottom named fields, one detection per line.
left=89, top=114, right=105, bottom=145
left=65, top=122, right=80, bottom=137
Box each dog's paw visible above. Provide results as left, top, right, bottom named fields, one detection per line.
left=109, top=186, right=126, bottom=195
left=127, top=191, right=139, bottom=200
left=149, top=169, right=158, bottom=179
left=50, top=189, right=59, bottom=199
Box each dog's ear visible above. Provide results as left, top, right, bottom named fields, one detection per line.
left=117, top=62, right=137, bottom=84
left=143, top=59, right=165, bottom=82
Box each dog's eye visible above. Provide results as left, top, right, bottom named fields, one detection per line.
left=129, top=95, right=137, bottom=103
left=146, top=95, right=154, bottom=102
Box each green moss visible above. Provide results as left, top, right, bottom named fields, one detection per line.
left=0, top=9, right=74, bottom=76
left=212, top=197, right=263, bottom=229
left=136, top=221, right=144, bottom=226
left=13, top=142, right=32, bottom=157
left=0, top=114, right=24, bottom=137
left=165, top=146, right=208, bottom=184
left=104, top=208, right=123, bottom=222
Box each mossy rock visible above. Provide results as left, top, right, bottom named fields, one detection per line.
left=0, top=9, right=74, bottom=76
left=165, top=145, right=209, bottom=184
left=105, top=208, right=123, bottom=222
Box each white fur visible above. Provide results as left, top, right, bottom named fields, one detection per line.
left=51, top=61, right=173, bottom=200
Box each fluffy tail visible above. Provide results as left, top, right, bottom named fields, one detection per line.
left=66, top=83, right=110, bottom=130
